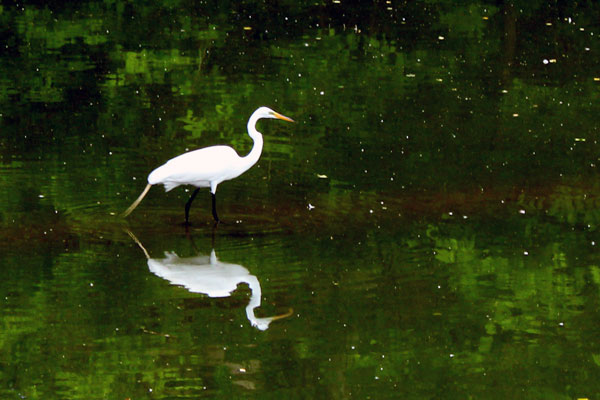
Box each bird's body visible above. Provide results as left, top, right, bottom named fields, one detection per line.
left=148, top=145, right=247, bottom=192
left=121, top=106, right=293, bottom=223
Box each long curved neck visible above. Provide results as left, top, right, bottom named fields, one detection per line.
left=242, top=114, right=264, bottom=168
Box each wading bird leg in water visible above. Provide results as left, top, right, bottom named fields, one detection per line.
left=211, top=193, right=219, bottom=224
left=184, top=188, right=200, bottom=225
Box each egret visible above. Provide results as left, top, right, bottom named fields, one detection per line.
left=121, top=106, right=294, bottom=223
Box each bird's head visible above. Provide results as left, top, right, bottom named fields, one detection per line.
left=253, top=107, right=294, bottom=123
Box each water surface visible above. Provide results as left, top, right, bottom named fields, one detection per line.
left=1, top=1, right=600, bottom=399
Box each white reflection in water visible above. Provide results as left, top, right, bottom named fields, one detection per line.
left=127, top=230, right=292, bottom=330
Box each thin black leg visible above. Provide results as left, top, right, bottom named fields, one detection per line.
left=184, top=188, right=200, bottom=224
left=211, top=193, right=220, bottom=223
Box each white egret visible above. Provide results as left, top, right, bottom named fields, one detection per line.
left=121, top=106, right=294, bottom=223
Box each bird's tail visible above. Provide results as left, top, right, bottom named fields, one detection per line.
left=121, top=183, right=152, bottom=218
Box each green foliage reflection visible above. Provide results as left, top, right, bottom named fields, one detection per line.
left=1, top=1, right=600, bottom=399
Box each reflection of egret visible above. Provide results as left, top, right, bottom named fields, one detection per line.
left=126, top=230, right=292, bottom=330
left=121, top=107, right=294, bottom=224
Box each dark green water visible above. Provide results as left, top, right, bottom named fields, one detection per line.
left=2, top=1, right=600, bottom=398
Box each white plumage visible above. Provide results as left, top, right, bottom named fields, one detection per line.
left=148, top=146, right=243, bottom=192
left=121, top=106, right=294, bottom=223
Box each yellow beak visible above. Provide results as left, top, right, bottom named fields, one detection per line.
left=273, top=112, right=294, bottom=123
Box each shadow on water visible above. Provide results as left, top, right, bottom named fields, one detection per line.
left=125, top=229, right=293, bottom=330
left=4, top=177, right=600, bottom=254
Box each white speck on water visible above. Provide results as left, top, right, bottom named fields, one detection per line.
left=307, top=203, right=315, bottom=210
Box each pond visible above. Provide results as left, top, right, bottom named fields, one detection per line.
left=1, top=1, right=600, bottom=399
